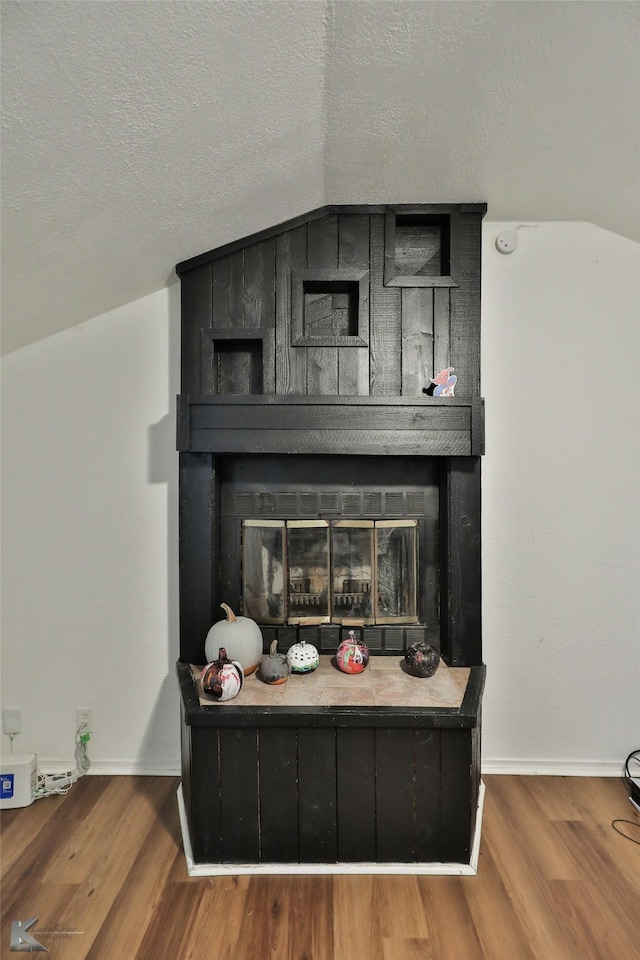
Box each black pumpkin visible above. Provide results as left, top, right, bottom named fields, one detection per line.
left=404, top=641, right=440, bottom=678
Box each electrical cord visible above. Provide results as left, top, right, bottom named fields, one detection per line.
left=623, top=749, right=640, bottom=782
left=75, top=720, right=91, bottom=777
left=32, top=721, right=91, bottom=800
left=610, top=749, right=640, bottom=845
left=611, top=820, right=640, bottom=845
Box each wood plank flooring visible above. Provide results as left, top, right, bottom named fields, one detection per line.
left=1, top=774, right=638, bottom=960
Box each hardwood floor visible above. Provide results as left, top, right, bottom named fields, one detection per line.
left=2, top=774, right=639, bottom=960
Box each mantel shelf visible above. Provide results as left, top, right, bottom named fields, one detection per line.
left=177, top=395, right=485, bottom=457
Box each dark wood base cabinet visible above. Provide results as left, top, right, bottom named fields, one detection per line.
left=177, top=662, right=485, bottom=872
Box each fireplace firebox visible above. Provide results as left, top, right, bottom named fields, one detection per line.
left=176, top=204, right=486, bottom=873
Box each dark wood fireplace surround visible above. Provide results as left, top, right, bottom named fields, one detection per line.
left=176, top=204, right=486, bottom=869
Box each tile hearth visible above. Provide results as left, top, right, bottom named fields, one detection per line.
left=190, top=655, right=469, bottom=710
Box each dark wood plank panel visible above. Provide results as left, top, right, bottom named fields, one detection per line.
left=275, top=226, right=307, bottom=394
left=258, top=727, right=300, bottom=863
left=181, top=396, right=477, bottom=457
left=414, top=729, right=441, bottom=862
left=307, top=347, right=339, bottom=395
left=401, top=287, right=434, bottom=396
left=471, top=397, right=485, bottom=456
left=190, top=725, right=223, bottom=864
left=244, top=239, right=275, bottom=330
left=180, top=703, right=192, bottom=843
left=218, top=515, right=240, bottom=616
left=178, top=452, right=215, bottom=664
left=375, top=728, right=416, bottom=862
left=369, top=214, right=401, bottom=395
left=181, top=264, right=212, bottom=393
left=199, top=328, right=216, bottom=394
left=186, top=397, right=473, bottom=432
left=189, top=427, right=471, bottom=457
left=440, top=730, right=473, bottom=864
left=245, top=238, right=276, bottom=392
left=336, top=727, right=377, bottom=861
left=338, top=214, right=370, bottom=396
left=211, top=250, right=244, bottom=328
left=441, top=457, right=482, bottom=666
left=450, top=212, right=483, bottom=395
left=307, top=216, right=339, bottom=394
left=219, top=728, right=260, bottom=862
left=433, top=286, right=451, bottom=380
left=297, top=728, right=338, bottom=862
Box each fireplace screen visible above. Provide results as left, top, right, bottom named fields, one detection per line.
left=242, top=518, right=418, bottom=626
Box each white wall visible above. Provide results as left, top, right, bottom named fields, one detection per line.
left=481, top=222, right=639, bottom=773
left=1, top=286, right=181, bottom=773
left=1, top=223, right=638, bottom=775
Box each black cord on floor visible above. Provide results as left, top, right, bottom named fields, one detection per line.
left=611, top=820, right=640, bottom=845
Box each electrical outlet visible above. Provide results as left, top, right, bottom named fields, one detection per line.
left=76, top=708, right=93, bottom=732
left=3, top=708, right=22, bottom=735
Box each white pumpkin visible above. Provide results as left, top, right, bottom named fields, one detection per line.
left=205, top=603, right=263, bottom=675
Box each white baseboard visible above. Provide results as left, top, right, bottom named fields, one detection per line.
left=37, top=759, right=180, bottom=777
left=38, top=759, right=625, bottom=779
left=176, top=780, right=485, bottom=877
left=481, top=759, right=624, bottom=777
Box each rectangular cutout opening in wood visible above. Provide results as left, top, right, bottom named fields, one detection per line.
left=384, top=208, right=459, bottom=288
left=201, top=329, right=265, bottom=395
left=304, top=279, right=358, bottom=338
left=214, top=338, right=263, bottom=394
left=291, top=269, right=369, bottom=346
left=395, top=215, right=450, bottom=278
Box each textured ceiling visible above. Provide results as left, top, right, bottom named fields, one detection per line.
left=1, top=0, right=639, bottom=355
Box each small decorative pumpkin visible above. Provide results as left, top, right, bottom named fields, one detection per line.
left=205, top=603, right=263, bottom=676
left=405, top=641, right=440, bottom=678
left=201, top=647, right=244, bottom=701
left=287, top=639, right=320, bottom=674
left=336, top=630, right=369, bottom=674
left=259, top=639, right=291, bottom=685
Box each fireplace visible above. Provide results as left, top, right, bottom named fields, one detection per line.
left=224, top=454, right=432, bottom=628
left=175, top=204, right=486, bottom=872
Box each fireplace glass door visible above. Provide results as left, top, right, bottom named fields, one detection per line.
left=286, top=520, right=331, bottom=623
left=242, top=518, right=418, bottom=626
left=241, top=520, right=286, bottom=624
left=331, top=521, right=374, bottom=623
left=375, top=520, right=418, bottom=624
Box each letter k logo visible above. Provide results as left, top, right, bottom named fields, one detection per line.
left=10, top=918, right=47, bottom=952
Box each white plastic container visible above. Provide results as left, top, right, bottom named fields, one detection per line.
left=0, top=753, right=36, bottom=809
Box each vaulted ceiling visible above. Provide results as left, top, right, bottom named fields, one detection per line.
left=2, top=0, right=638, bottom=355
